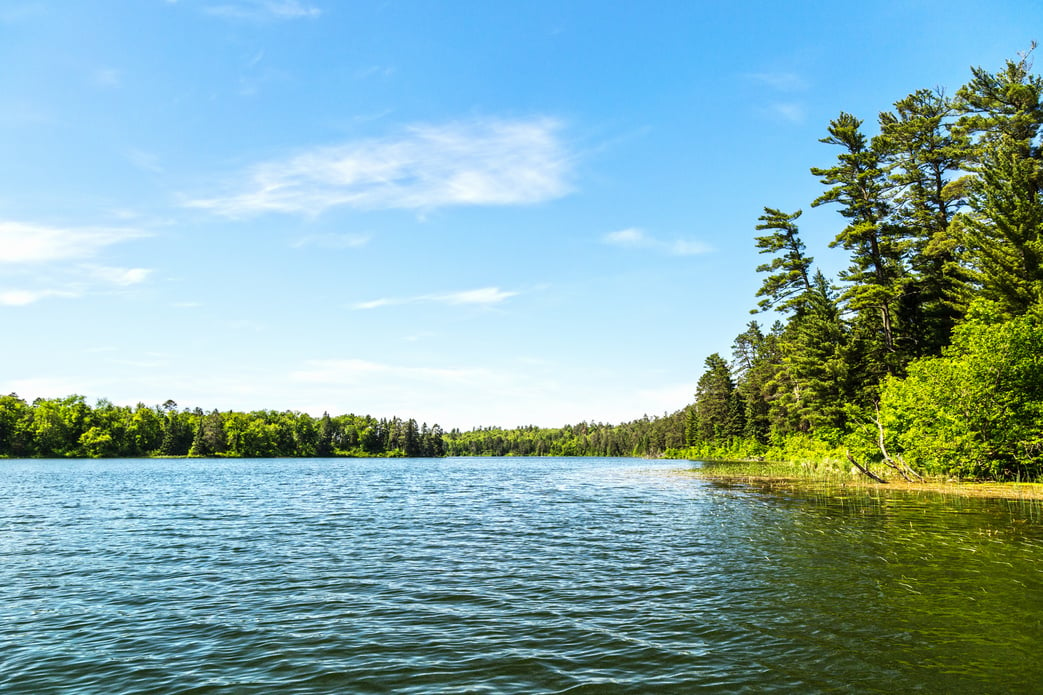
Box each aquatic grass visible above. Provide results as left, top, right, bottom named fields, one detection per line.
left=678, top=458, right=1043, bottom=501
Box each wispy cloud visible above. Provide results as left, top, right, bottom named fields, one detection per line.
left=187, top=117, right=573, bottom=217
left=744, top=71, right=808, bottom=92
left=292, top=358, right=492, bottom=388
left=0, top=221, right=148, bottom=264
left=744, top=71, right=810, bottom=125
left=767, top=102, right=806, bottom=124
left=353, top=286, right=519, bottom=310
left=126, top=148, right=164, bottom=174
left=355, top=65, right=395, bottom=80
left=91, top=68, right=122, bottom=89
left=602, top=227, right=710, bottom=256
left=0, top=220, right=151, bottom=305
left=85, top=265, right=152, bottom=286
left=204, top=0, right=321, bottom=21
left=291, top=232, right=371, bottom=249
left=0, top=289, right=78, bottom=306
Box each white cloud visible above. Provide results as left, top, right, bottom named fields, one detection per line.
left=92, top=68, right=122, bottom=89
left=603, top=227, right=647, bottom=246
left=291, top=232, right=371, bottom=249
left=744, top=72, right=809, bottom=125
left=0, top=289, right=78, bottom=306
left=292, top=358, right=491, bottom=387
left=85, top=266, right=152, bottom=286
left=767, top=102, right=806, bottom=125
left=745, top=71, right=808, bottom=92
left=636, top=381, right=698, bottom=414
left=355, top=65, right=395, bottom=80
left=440, top=287, right=518, bottom=305
left=204, top=0, right=321, bottom=20
left=353, top=297, right=396, bottom=310
left=287, top=357, right=567, bottom=427
left=602, top=227, right=710, bottom=256
left=0, top=221, right=148, bottom=264
left=3, top=377, right=94, bottom=400
left=188, top=117, right=573, bottom=217
left=0, top=220, right=152, bottom=305
left=126, top=148, right=163, bottom=174
left=352, top=286, right=519, bottom=310
left=668, top=239, right=712, bottom=256
left=284, top=357, right=692, bottom=428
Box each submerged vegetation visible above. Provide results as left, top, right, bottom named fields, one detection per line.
left=4, top=50, right=1043, bottom=483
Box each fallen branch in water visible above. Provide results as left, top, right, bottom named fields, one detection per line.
left=873, top=404, right=924, bottom=482
left=846, top=450, right=888, bottom=484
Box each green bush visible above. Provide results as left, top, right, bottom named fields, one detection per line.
left=878, top=303, right=1043, bottom=479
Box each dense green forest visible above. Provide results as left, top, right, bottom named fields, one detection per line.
left=677, top=47, right=1043, bottom=481
left=4, top=50, right=1043, bottom=480
left=0, top=394, right=687, bottom=460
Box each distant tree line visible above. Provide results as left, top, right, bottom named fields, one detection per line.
left=0, top=393, right=689, bottom=460
left=444, top=413, right=687, bottom=458
left=0, top=395, right=448, bottom=459
left=682, top=47, right=1043, bottom=481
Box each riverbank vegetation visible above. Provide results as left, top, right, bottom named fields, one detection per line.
left=672, top=47, right=1043, bottom=482
left=3, top=50, right=1043, bottom=482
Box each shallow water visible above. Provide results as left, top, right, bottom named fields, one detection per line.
left=1, top=457, right=1041, bottom=693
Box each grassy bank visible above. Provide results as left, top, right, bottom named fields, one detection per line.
left=677, top=459, right=1043, bottom=501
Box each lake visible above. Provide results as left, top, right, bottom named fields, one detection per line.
left=1, top=457, right=1041, bottom=693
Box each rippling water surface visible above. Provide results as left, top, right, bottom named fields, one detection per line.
left=2, top=457, right=1042, bottom=693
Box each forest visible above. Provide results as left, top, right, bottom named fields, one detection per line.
left=0, top=394, right=685, bottom=460
left=678, top=47, right=1043, bottom=481
left=3, top=50, right=1043, bottom=480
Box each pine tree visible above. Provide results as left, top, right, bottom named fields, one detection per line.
left=958, top=135, right=1043, bottom=315
left=955, top=47, right=1043, bottom=317
left=691, top=353, right=744, bottom=444
left=775, top=272, right=854, bottom=432
left=731, top=321, right=774, bottom=443
left=878, top=88, right=973, bottom=356
left=811, top=112, right=907, bottom=374
left=752, top=207, right=814, bottom=314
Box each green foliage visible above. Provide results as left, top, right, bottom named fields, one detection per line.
left=957, top=136, right=1043, bottom=316
left=812, top=112, right=905, bottom=362
left=707, top=49, right=1043, bottom=482
left=878, top=87, right=972, bottom=358
left=442, top=412, right=687, bottom=458
left=690, top=353, right=744, bottom=445
left=0, top=399, right=453, bottom=460
left=878, top=304, right=1043, bottom=479
left=752, top=208, right=813, bottom=314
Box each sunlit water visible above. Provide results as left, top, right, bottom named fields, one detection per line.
left=2, top=457, right=1041, bottom=694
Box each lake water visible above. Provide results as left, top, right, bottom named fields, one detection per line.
left=2, top=457, right=1041, bottom=694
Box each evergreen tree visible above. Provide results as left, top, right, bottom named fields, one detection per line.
left=958, top=135, right=1043, bottom=315
left=316, top=412, right=335, bottom=457
left=752, top=208, right=814, bottom=314
left=811, top=112, right=906, bottom=373
left=189, top=416, right=210, bottom=457
left=775, top=272, right=854, bottom=432
left=956, top=44, right=1043, bottom=156
left=731, top=321, right=773, bottom=443
left=691, top=353, right=744, bottom=444
left=878, top=88, right=972, bottom=356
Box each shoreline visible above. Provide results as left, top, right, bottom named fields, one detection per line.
left=675, top=466, right=1043, bottom=501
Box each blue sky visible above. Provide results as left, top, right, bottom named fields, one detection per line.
left=1, top=0, right=1038, bottom=429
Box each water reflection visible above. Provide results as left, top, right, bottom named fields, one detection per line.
left=1, top=458, right=1041, bottom=694
left=701, top=477, right=1043, bottom=693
